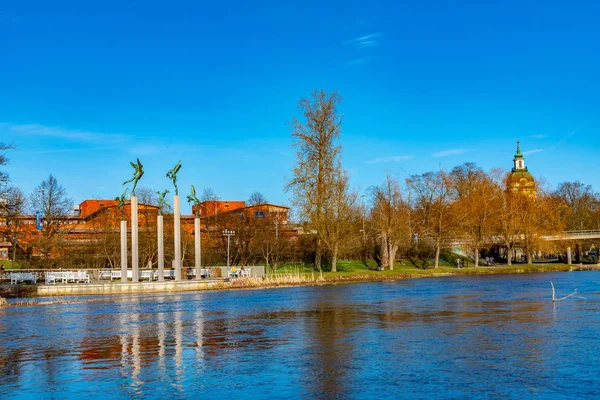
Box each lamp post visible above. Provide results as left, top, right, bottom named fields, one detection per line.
left=222, top=229, right=235, bottom=268
left=37, top=189, right=44, bottom=228
left=37, top=189, right=50, bottom=231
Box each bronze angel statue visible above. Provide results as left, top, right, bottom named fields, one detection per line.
left=123, top=158, right=144, bottom=196
left=187, top=185, right=202, bottom=217
left=166, top=160, right=182, bottom=195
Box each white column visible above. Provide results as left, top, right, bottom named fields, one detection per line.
left=131, top=196, right=139, bottom=282
left=567, top=246, right=572, bottom=265
left=195, top=217, right=201, bottom=280
left=174, top=195, right=181, bottom=281
left=120, top=220, right=128, bottom=283
left=157, top=214, right=164, bottom=282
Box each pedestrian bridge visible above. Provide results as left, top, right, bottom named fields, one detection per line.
left=543, top=230, right=600, bottom=241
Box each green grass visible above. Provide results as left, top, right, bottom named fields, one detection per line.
left=266, top=259, right=596, bottom=283
left=0, top=260, right=21, bottom=270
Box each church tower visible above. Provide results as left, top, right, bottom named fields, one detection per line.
left=507, top=141, right=536, bottom=197
left=512, top=140, right=527, bottom=172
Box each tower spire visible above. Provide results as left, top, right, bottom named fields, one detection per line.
left=513, top=140, right=525, bottom=171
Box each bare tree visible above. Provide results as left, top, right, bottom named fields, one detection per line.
left=285, top=90, right=343, bottom=272
left=30, top=175, right=73, bottom=259
left=2, top=187, right=27, bottom=264
left=371, top=174, right=411, bottom=270
left=201, top=188, right=217, bottom=202
left=135, top=186, right=159, bottom=206
left=0, top=143, right=15, bottom=200
left=450, top=164, right=500, bottom=267
left=257, top=225, right=290, bottom=270
left=496, top=188, right=522, bottom=266
left=320, top=168, right=359, bottom=272
left=516, top=187, right=565, bottom=264
left=247, top=191, right=268, bottom=206
left=407, top=170, right=455, bottom=268
left=553, top=181, right=598, bottom=231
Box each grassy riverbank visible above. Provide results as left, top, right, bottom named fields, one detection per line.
left=1, top=260, right=597, bottom=303
left=258, top=260, right=600, bottom=286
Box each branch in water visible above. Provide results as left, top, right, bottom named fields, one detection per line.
left=550, top=281, right=586, bottom=302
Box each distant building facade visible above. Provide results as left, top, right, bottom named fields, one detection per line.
left=1, top=198, right=293, bottom=264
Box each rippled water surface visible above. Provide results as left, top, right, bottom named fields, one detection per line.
left=2, top=271, right=600, bottom=399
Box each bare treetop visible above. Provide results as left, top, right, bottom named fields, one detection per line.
left=285, top=89, right=344, bottom=272
left=123, top=158, right=144, bottom=196
left=0, top=142, right=15, bottom=198
left=247, top=191, right=268, bottom=206
left=201, top=187, right=217, bottom=202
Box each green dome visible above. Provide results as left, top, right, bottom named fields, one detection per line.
left=508, top=169, right=534, bottom=182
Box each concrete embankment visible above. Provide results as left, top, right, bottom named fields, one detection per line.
left=1, top=279, right=228, bottom=298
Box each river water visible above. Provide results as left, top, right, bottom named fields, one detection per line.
left=1, top=271, right=599, bottom=399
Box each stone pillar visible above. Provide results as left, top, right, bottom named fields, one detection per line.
left=120, top=220, right=128, bottom=283
left=195, top=217, right=201, bottom=280
left=174, top=195, right=181, bottom=281
left=567, top=246, right=572, bottom=265
left=131, top=196, right=139, bottom=282
left=157, top=214, right=164, bottom=282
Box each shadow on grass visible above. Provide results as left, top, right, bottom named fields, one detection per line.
left=407, top=257, right=432, bottom=270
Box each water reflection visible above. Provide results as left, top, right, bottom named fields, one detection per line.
left=0, top=272, right=599, bottom=399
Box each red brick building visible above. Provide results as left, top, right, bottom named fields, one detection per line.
left=1, top=198, right=292, bottom=265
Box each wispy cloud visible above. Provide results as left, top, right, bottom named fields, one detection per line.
left=366, top=155, right=413, bottom=164
left=433, top=148, right=467, bottom=158
left=0, top=122, right=128, bottom=143
left=549, top=128, right=579, bottom=151
left=530, top=134, right=547, bottom=139
left=343, top=32, right=382, bottom=48
left=523, top=149, right=544, bottom=155
left=345, top=57, right=371, bottom=67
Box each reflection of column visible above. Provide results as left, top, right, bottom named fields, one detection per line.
left=121, top=220, right=128, bottom=283
left=567, top=247, right=572, bottom=265
left=195, top=217, right=201, bottom=280
left=158, top=319, right=166, bottom=369
left=157, top=215, right=164, bottom=282
left=174, top=310, right=183, bottom=382
left=174, top=195, right=181, bottom=281
left=132, top=313, right=141, bottom=385
left=131, top=196, right=139, bottom=282
left=195, top=309, right=204, bottom=363
left=119, top=312, right=129, bottom=376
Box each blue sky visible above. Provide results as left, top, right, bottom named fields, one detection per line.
left=1, top=0, right=599, bottom=212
